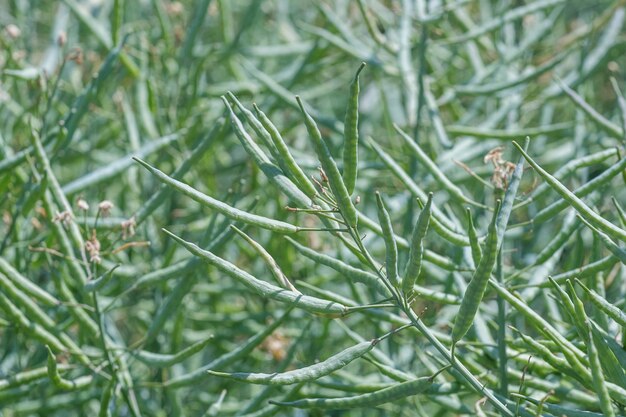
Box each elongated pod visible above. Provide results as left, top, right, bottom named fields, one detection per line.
left=403, top=193, right=433, bottom=296
left=297, top=97, right=358, bottom=228
left=375, top=192, right=399, bottom=287
left=271, top=376, right=433, bottom=409
left=343, top=62, right=365, bottom=195
left=207, top=340, right=375, bottom=385
left=452, top=200, right=501, bottom=344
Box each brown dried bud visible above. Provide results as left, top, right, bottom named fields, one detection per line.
left=77, top=198, right=89, bottom=211
left=121, top=216, right=136, bottom=239
left=98, top=200, right=114, bottom=217
left=53, top=211, right=73, bottom=225
left=57, top=31, right=66, bottom=47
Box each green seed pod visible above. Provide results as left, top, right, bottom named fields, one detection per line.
left=253, top=103, right=318, bottom=198
left=297, top=96, right=358, bottom=228
left=532, top=153, right=626, bottom=226
left=513, top=141, right=626, bottom=243
left=0, top=256, right=59, bottom=306
left=46, top=346, right=93, bottom=390
left=586, top=326, right=617, bottom=417
left=232, top=226, right=300, bottom=293
left=0, top=365, right=70, bottom=390
left=270, top=376, right=433, bottom=409
left=403, top=193, right=433, bottom=297
left=0, top=292, right=67, bottom=355
left=285, top=236, right=390, bottom=297
left=134, top=158, right=299, bottom=234
left=207, top=339, right=375, bottom=385
left=577, top=215, right=626, bottom=264
left=226, top=92, right=281, bottom=160
left=452, top=200, right=501, bottom=344
left=343, top=62, right=365, bottom=195
left=465, top=208, right=482, bottom=267
left=132, top=336, right=214, bottom=367
left=357, top=211, right=460, bottom=271
left=164, top=309, right=292, bottom=388
left=98, top=377, right=115, bottom=417
left=222, top=96, right=312, bottom=207
left=84, top=265, right=119, bottom=293
left=163, top=229, right=347, bottom=316
left=375, top=192, right=399, bottom=287
left=575, top=278, right=626, bottom=327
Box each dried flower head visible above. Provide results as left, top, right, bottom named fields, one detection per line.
left=121, top=216, right=136, bottom=239
left=85, top=230, right=101, bottom=264
left=57, top=31, right=66, bottom=47
left=53, top=210, right=73, bottom=225
left=77, top=198, right=89, bottom=211
left=98, top=200, right=114, bottom=217
left=484, top=146, right=505, bottom=166
left=318, top=167, right=328, bottom=183
left=67, top=48, right=83, bottom=65
left=5, top=24, right=21, bottom=39
left=485, top=147, right=515, bottom=190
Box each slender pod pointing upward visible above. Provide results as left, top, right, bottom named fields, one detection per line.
left=375, top=192, right=399, bottom=287
left=575, top=278, right=626, bottom=327
left=343, top=62, right=365, bottom=195
left=403, top=193, right=433, bottom=298
left=226, top=92, right=280, bottom=158
left=253, top=103, right=318, bottom=198
left=466, top=208, right=482, bottom=267
left=297, top=96, right=358, bottom=228
left=586, top=325, right=617, bottom=417
left=512, top=141, right=626, bottom=243
left=452, top=200, right=501, bottom=346
left=221, top=96, right=312, bottom=207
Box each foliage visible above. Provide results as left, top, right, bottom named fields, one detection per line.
left=1, top=0, right=625, bottom=416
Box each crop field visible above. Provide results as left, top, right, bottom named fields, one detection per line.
left=0, top=0, right=626, bottom=416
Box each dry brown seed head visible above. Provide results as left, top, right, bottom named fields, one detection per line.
left=85, top=230, right=101, bottom=264
left=121, top=216, right=137, bottom=239
left=53, top=210, right=73, bottom=225
left=68, top=48, right=83, bottom=65
left=484, top=146, right=505, bottom=166
left=261, top=331, right=289, bottom=362
left=57, top=31, right=66, bottom=47
left=319, top=167, right=328, bottom=183
left=98, top=200, right=114, bottom=217
left=77, top=198, right=89, bottom=211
